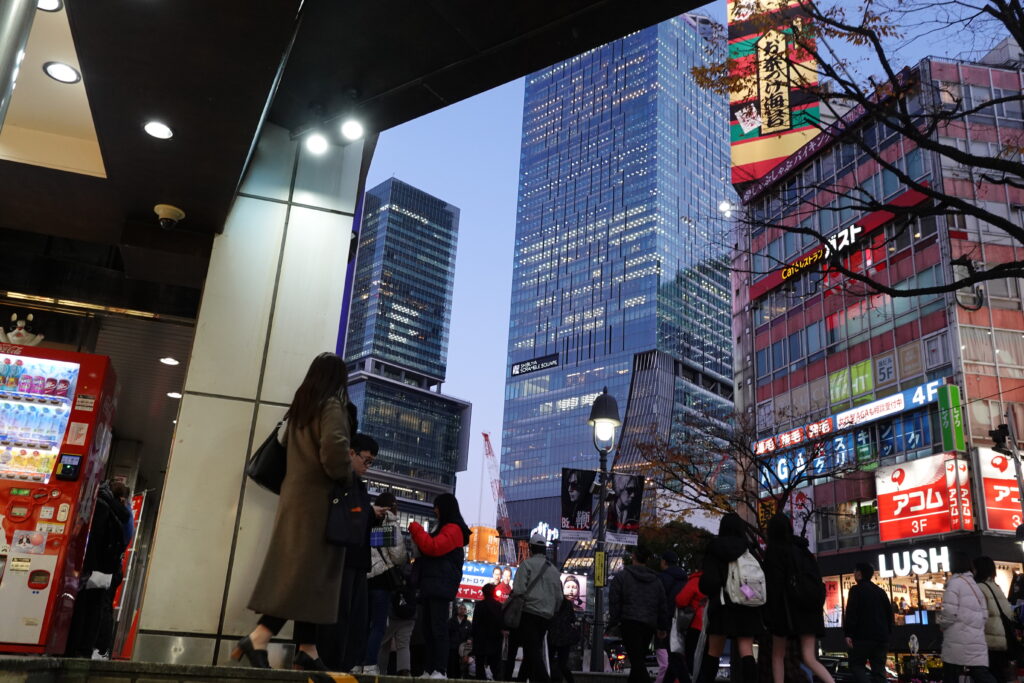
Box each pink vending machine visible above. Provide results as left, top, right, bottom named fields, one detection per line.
left=0, top=343, right=117, bottom=654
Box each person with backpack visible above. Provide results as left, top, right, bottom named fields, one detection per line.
left=409, top=493, right=473, bottom=679
left=938, top=551, right=996, bottom=683
left=763, top=513, right=834, bottom=683
left=609, top=545, right=670, bottom=683
left=473, top=583, right=505, bottom=680
left=844, top=563, right=893, bottom=683
left=510, top=532, right=564, bottom=682
left=361, top=491, right=406, bottom=675
left=697, top=513, right=765, bottom=683
left=548, top=593, right=581, bottom=683
left=975, top=556, right=1018, bottom=683
left=65, top=480, right=132, bottom=658
left=376, top=560, right=418, bottom=675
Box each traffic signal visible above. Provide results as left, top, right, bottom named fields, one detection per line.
left=990, top=423, right=1012, bottom=456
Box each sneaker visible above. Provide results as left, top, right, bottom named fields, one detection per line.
left=429, top=673, right=447, bottom=680
left=351, top=665, right=364, bottom=674
left=419, top=673, right=433, bottom=679
left=363, top=665, right=379, bottom=675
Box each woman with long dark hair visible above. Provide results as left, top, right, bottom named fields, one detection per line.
left=764, top=513, right=834, bottom=683
left=409, top=493, right=472, bottom=679
left=232, top=352, right=352, bottom=671
left=697, top=513, right=764, bottom=683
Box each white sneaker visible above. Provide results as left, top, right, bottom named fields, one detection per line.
left=429, top=672, right=447, bottom=679
left=351, top=666, right=364, bottom=674
left=419, top=673, right=433, bottom=679
left=363, top=665, right=379, bottom=675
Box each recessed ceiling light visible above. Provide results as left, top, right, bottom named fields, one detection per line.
left=305, top=133, right=329, bottom=155
left=144, top=121, right=173, bottom=139
left=340, top=118, right=364, bottom=141
left=37, top=0, right=62, bottom=11
left=167, top=391, right=182, bottom=399
left=42, top=61, right=80, bottom=84
left=159, top=357, right=180, bottom=366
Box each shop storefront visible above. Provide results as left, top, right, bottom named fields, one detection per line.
left=818, top=535, right=1024, bottom=678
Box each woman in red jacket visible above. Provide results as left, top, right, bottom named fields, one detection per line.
left=676, top=570, right=707, bottom=677
left=409, top=493, right=472, bottom=679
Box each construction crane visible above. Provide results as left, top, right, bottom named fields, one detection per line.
left=482, top=432, right=517, bottom=564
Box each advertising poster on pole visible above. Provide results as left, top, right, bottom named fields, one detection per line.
left=876, top=453, right=970, bottom=542
left=560, top=572, right=588, bottom=611
left=978, top=446, right=1022, bottom=532
left=560, top=468, right=596, bottom=542
left=607, top=473, right=644, bottom=545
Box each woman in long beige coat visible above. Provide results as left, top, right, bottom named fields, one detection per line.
left=231, top=352, right=352, bottom=671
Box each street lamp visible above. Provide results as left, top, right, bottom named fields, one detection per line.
left=588, top=387, right=620, bottom=672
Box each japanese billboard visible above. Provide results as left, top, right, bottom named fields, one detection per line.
left=978, top=446, right=1022, bottom=532
left=876, top=453, right=972, bottom=542
left=560, top=468, right=596, bottom=542
left=728, top=0, right=820, bottom=193
left=607, top=473, right=644, bottom=545
left=458, top=561, right=517, bottom=602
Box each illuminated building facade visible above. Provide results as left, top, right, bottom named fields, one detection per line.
left=501, top=15, right=736, bottom=538
left=732, top=45, right=1024, bottom=653
left=345, top=178, right=470, bottom=515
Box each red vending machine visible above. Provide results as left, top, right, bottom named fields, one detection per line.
left=0, top=343, right=117, bottom=654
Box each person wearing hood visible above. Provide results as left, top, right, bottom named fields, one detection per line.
left=974, top=556, right=1015, bottom=683
left=610, top=545, right=670, bottom=683
left=409, top=493, right=473, bottom=679
left=655, top=551, right=687, bottom=683
left=939, top=551, right=996, bottom=683
left=697, top=513, right=764, bottom=683
left=362, top=491, right=406, bottom=675
left=764, top=513, right=833, bottom=683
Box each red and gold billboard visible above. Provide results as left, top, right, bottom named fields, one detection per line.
left=876, top=453, right=973, bottom=542
left=728, top=0, right=820, bottom=193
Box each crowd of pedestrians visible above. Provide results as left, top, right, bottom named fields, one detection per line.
left=218, top=353, right=1024, bottom=682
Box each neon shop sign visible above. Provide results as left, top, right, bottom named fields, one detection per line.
left=781, top=223, right=864, bottom=281
left=878, top=545, right=950, bottom=578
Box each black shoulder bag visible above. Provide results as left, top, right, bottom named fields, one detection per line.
left=982, top=582, right=1024, bottom=659
left=246, top=422, right=286, bottom=494
left=326, top=480, right=369, bottom=547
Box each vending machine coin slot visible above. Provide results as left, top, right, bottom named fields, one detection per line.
left=7, top=504, right=30, bottom=522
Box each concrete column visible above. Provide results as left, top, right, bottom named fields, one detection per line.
left=134, top=124, right=372, bottom=666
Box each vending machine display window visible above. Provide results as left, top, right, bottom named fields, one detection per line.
left=0, top=353, right=79, bottom=484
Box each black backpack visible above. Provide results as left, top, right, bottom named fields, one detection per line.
left=392, top=562, right=417, bottom=619
left=548, top=600, right=580, bottom=647
left=786, top=544, right=825, bottom=610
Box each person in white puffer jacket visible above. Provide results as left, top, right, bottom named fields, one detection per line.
left=938, top=551, right=997, bottom=683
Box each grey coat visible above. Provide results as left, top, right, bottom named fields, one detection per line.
left=248, top=397, right=351, bottom=624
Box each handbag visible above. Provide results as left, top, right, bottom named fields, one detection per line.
left=982, top=582, right=1024, bottom=657
left=246, top=422, right=286, bottom=494
left=326, top=480, right=369, bottom=547
left=502, top=561, right=551, bottom=629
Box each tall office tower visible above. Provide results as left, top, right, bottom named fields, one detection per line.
left=345, top=178, right=470, bottom=521
left=501, top=15, right=736, bottom=539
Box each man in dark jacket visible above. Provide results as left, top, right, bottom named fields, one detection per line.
left=66, top=480, right=131, bottom=657
left=448, top=603, right=472, bottom=678
left=610, top=545, right=670, bottom=683
left=655, top=551, right=687, bottom=683
left=318, top=433, right=385, bottom=672
left=844, top=563, right=893, bottom=683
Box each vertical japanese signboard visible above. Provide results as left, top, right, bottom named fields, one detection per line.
left=978, top=446, right=1022, bottom=532
left=876, top=453, right=972, bottom=541
left=938, top=385, right=966, bottom=452
left=728, top=0, right=820, bottom=193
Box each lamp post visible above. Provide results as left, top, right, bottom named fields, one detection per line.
left=588, top=387, right=620, bottom=672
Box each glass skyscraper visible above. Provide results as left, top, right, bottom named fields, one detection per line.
left=345, top=178, right=469, bottom=514
left=501, top=15, right=736, bottom=535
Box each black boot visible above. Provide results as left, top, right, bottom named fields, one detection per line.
left=740, top=655, right=757, bottom=683
left=697, top=654, right=720, bottom=683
